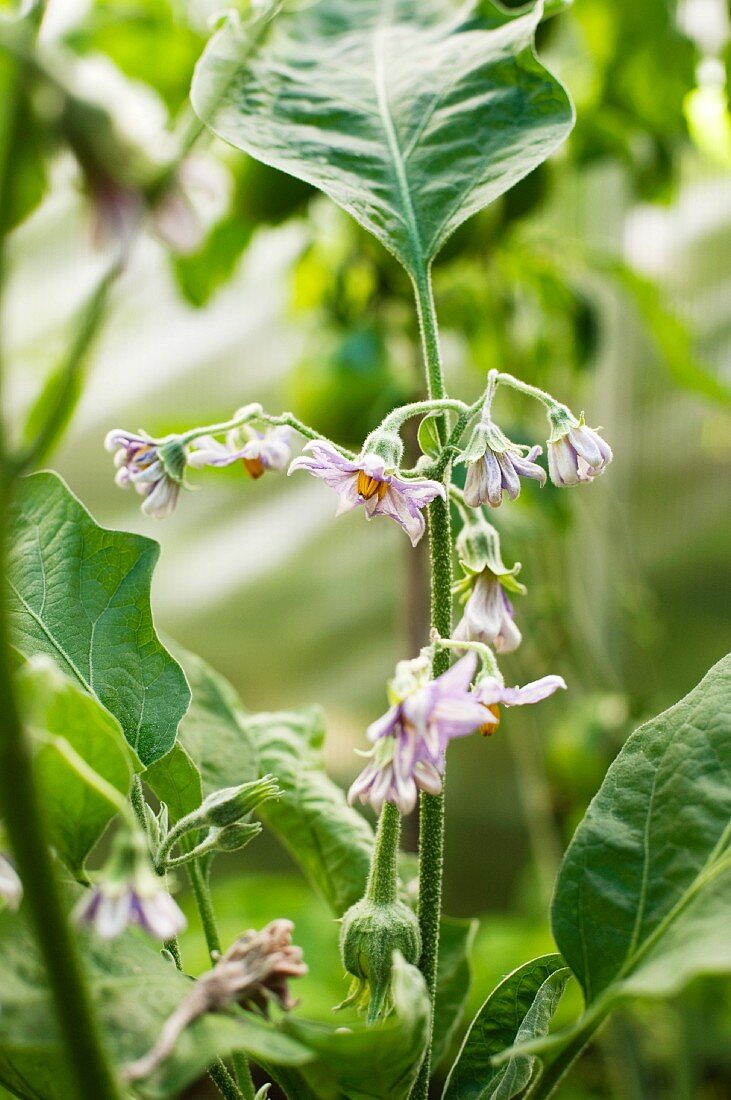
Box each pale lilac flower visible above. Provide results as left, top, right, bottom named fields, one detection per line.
left=461, top=415, right=546, bottom=508
left=188, top=425, right=291, bottom=479
left=454, top=572, right=522, bottom=653
left=348, top=653, right=486, bottom=814
left=547, top=416, right=612, bottom=487
left=473, top=674, right=567, bottom=734
left=289, top=441, right=445, bottom=546
left=105, top=429, right=183, bottom=519
left=0, top=854, right=22, bottom=911
left=75, top=832, right=186, bottom=941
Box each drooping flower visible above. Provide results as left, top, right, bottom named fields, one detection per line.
left=454, top=572, right=522, bottom=653
left=348, top=653, right=486, bottom=814
left=105, top=429, right=186, bottom=519
left=0, top=854, right=22, bottom=911
left=473, top=674, right=567, bottom=734
left=75, top=831, right=186, bottom=941
left=289, top=441, right=445, bottom=547
left=188, top=425, right=291, bottom=479
left=452, top=511, right=525, bottom=653
left=124, top=920, right=307, bottom=1082
left=460, top=415, right=546, bottom=508
left=547, top=410, right=612, bottom=487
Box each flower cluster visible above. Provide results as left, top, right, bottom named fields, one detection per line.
left=348, top=651, right=565, bottom=816
left=105, top=430, right=183, bottom=520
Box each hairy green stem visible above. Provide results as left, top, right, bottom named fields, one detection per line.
left=188, top=858, right=255, bottom=1100
left=410, top=267, right=453, bottom=1100
left=366, top=801, right=402, bottom=905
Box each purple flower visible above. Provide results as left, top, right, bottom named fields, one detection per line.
left=460, top=416, right=546, bottom=508
left=188, top=425, right=291, bottom=479
left=473, top=674, right=567, bottom=734
left=348, top=653, right=486, bottom=814
left=289, top=441, right=445, bottom=547
left=105, top=429, right=182, bottom=519
left=75, top=831, right=186, bottom=941
left=547, top=417, right=612, bottom=487
left=0, top=854, right=22, bottom=911
left=454, top=572, right=522, bottom=653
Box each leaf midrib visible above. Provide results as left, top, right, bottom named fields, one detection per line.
left=372, top=24, right=425, bottom=274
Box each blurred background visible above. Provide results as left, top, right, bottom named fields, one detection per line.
left=1, top=0, right=730, bottom=1096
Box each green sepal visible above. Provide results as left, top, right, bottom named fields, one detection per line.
left=546, top=404, right=577, bottom=444
left=362, top=427, right=404, bottom=468
left=157, top=437, right=189, bottom=486
left=457, top=417, right=514, bottom=465
left=454, top=512, right=525, bottom=594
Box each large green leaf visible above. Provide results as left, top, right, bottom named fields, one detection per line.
left=552, top=655, right=731, bottom=1005
left=145, top=641, right=258, bottom=822
left=432, top=917, right=478, bottom=1070
left=244, top=708, right=374, bottom=915
left=6, top=473, right=190, bottom=766
left=443, top=955, right=569, bottom=1100
left=15, top=659, right=136, bottom=877
left=191, top=0, right=573, bottom=280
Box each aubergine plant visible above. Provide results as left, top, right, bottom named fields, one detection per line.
left=0, top=3, right=729, bottom=1100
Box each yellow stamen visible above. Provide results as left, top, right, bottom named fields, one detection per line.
left=357, top=470, right=388, bottom=500
left=243, top=457, right=265, bottom=480
left=479, top=703, right=501, bottom=737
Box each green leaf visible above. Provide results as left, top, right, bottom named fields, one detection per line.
left=417, top=413, right=443, bottom=459
left=15, top=658, right=136, bottom=876
left=0, top=903, right=310, bottom=1100
left=244, top=708, right=374, bottom=915
left=552, top=655, right=731, bottom=1006
left=281, top=953, right=430, bottom=1100
left=6, top=473, right=190, bottom=766
left=432, top=917, right=478, bottom=1070
left=171, top=642, right=259, bottom=793
left=443, top=954, right=569, bottom=1100
left=144, top=743, right=203, bottom=824
left=191, top=0, right=573, bottom=279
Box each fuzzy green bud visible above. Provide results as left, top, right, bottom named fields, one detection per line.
left=200, top=775, right=279, bottom=828
left=213, top=820, right=262, bottom=852
left=338, top=897, right=421, bottom=1024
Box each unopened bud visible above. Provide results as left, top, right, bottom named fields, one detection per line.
left=213, top=821, right=262, bottom=852
left=338, top=897, right=420, bottom=1024
left=201, top=775, right=279, bottom=827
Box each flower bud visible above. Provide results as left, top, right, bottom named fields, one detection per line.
left=200, top=776, right=279, bottom=828
left=213, top=821, right=262, bottom=852
left=338, top=897, right=421, bottom=1024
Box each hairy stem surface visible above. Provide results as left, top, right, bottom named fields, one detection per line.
left=410, top=266, right=453, bottom=1100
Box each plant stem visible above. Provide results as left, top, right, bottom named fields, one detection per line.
left=525, top=1017, right=600, bottom=1099
left=366, top=801, right=401, bottom=905
left=410, top=266, right=453, bottom=1100
left=188, top=858, right=256, bottom=1100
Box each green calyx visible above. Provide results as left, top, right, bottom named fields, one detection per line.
left=201, top=775, right=280, bottom=827
left=546, top=403, right=577, bottom=444
left=157, top=437, right=189, bottom=486
left=361, top=427, right=404, bottom=468
left=454, top=512, right=525, bottom=596
left=457, top=416, right=515, bottom=466
left=338, top=897, right=421, bottom=1024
